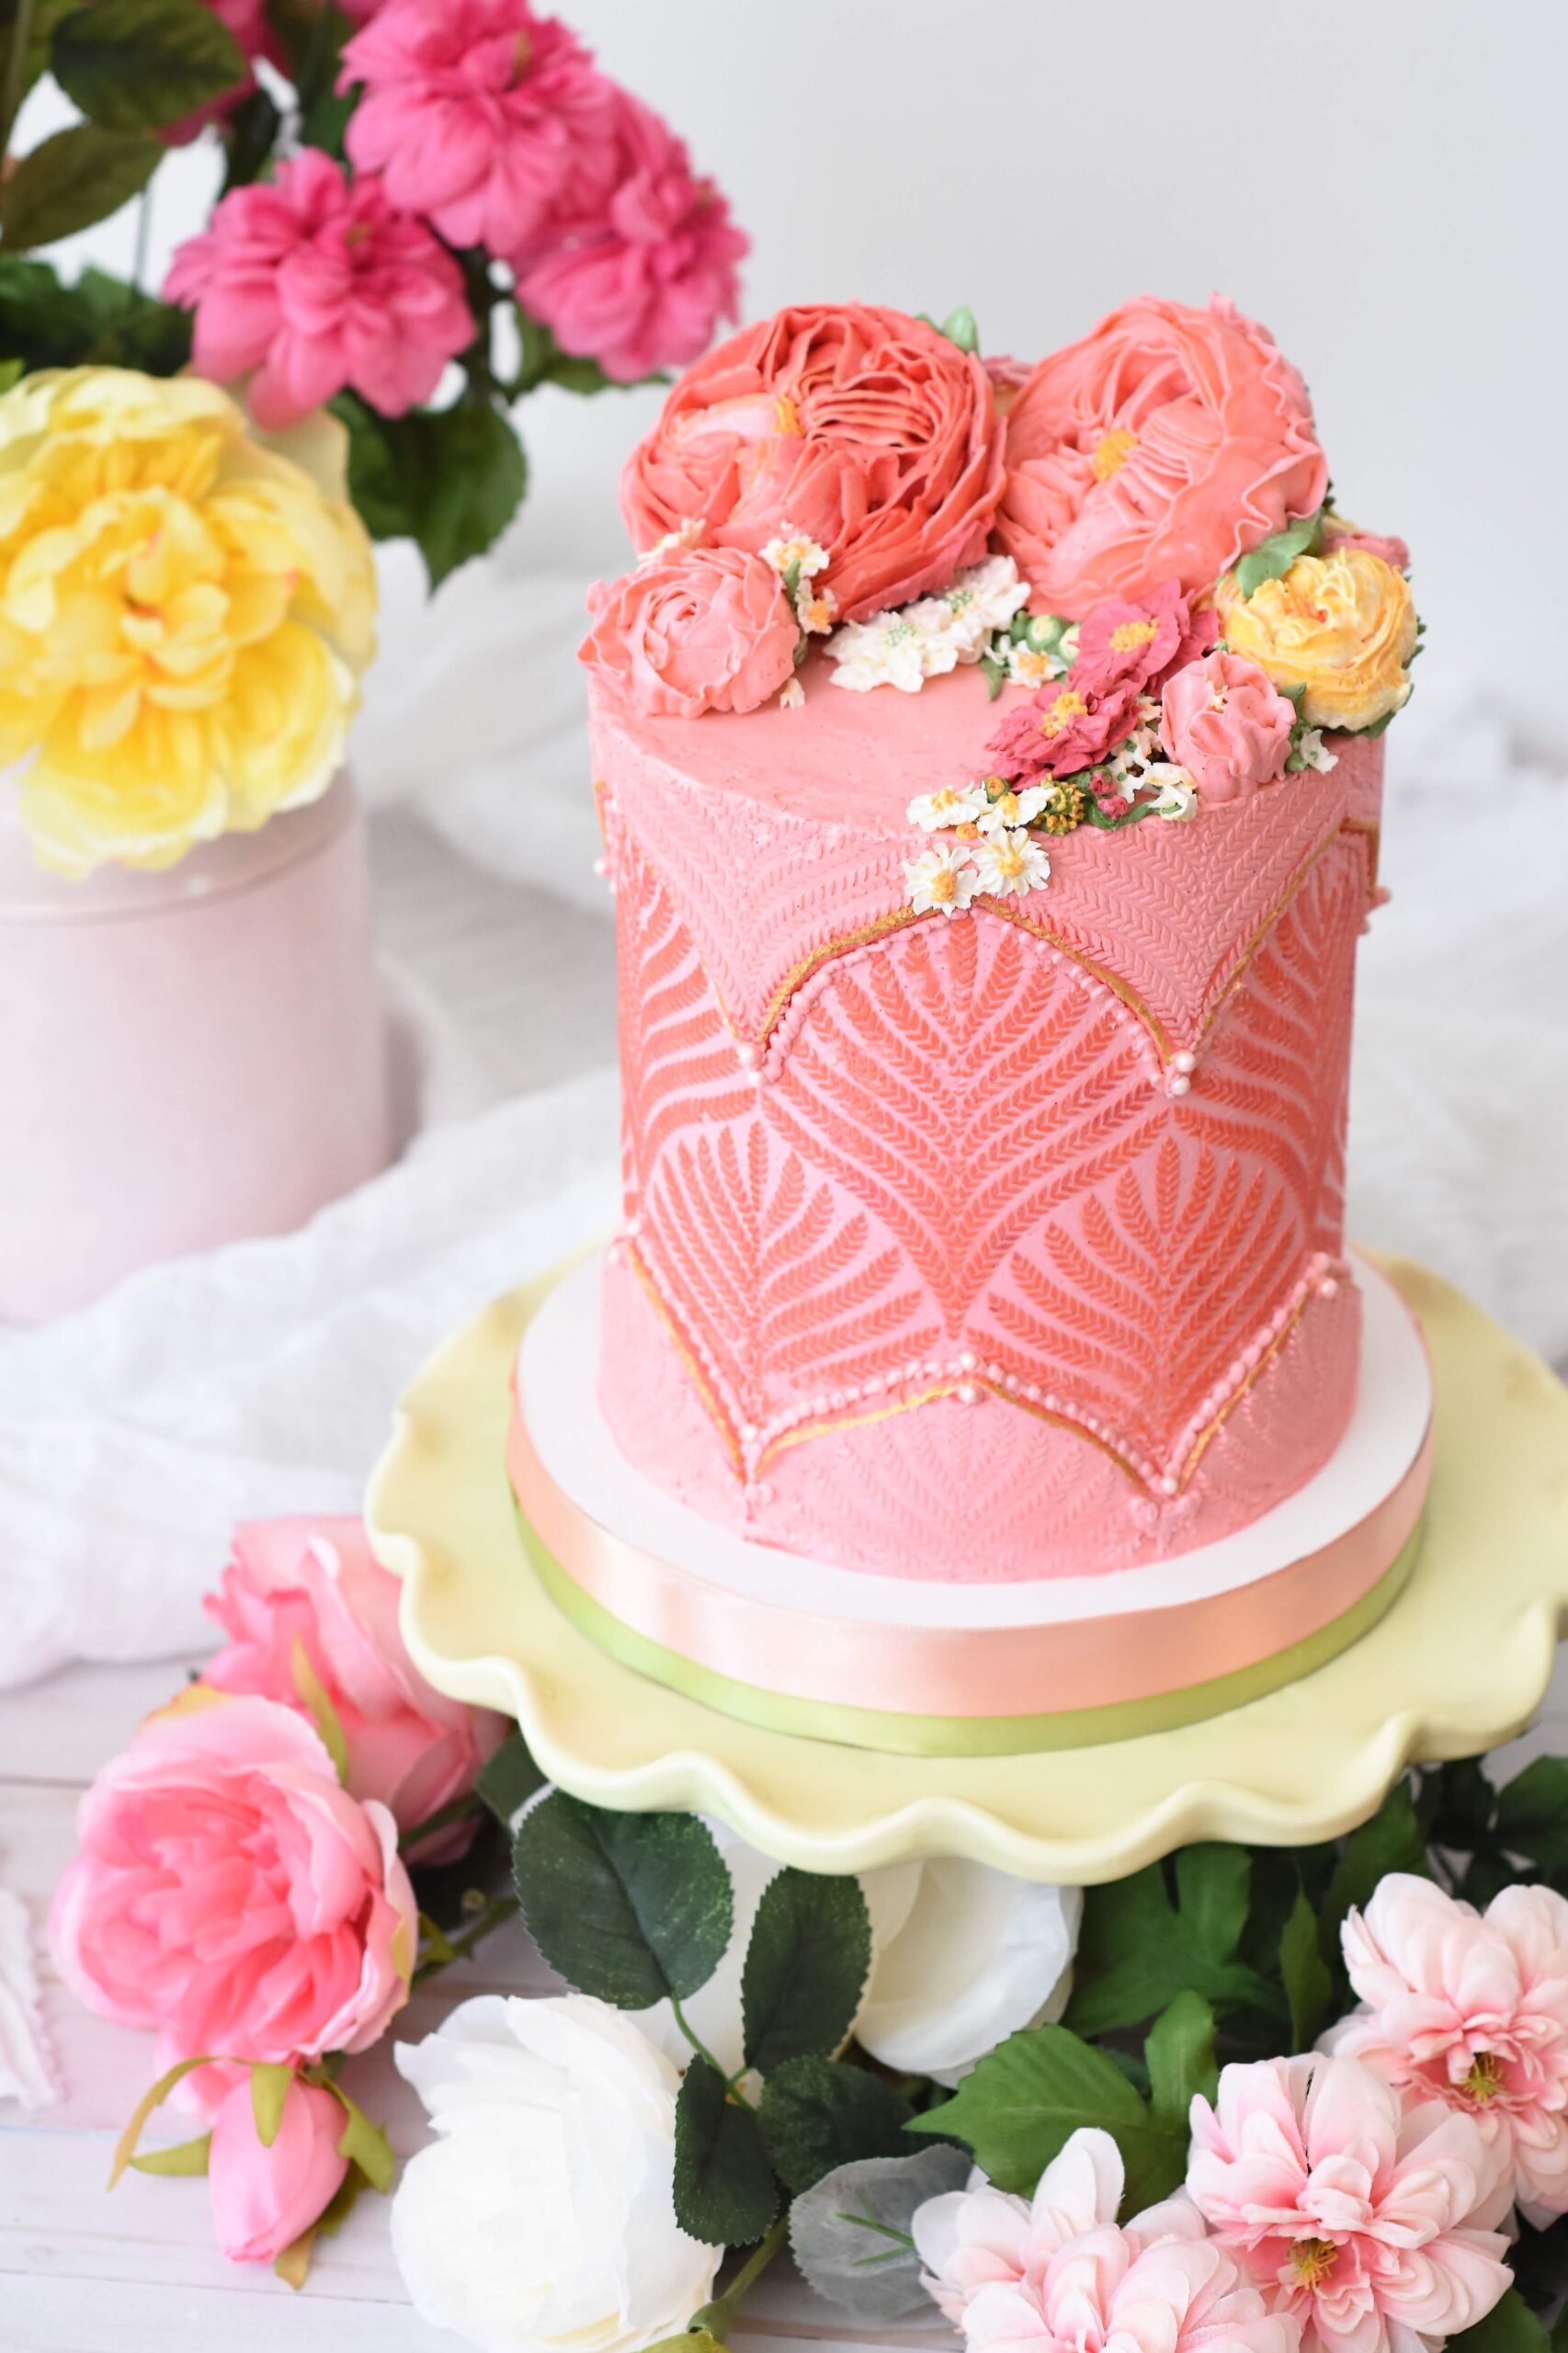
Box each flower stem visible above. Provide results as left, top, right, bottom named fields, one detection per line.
left=410, top=1892, right=520, bottom=1987
left=398, top=1793, right=483, bottom=1854
left=0, top=0, right=38, bottom=162
left=669, top=1996, right=756, bottom=2110
left=692, top=2212, right=790, bottom=2342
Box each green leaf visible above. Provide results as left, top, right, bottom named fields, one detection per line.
left=1320, top=1779, right=1431, bottom=1963
left=51, top=0, right=244, bottom=130
left=673, top=2058, right=779, bottom=2246
left=938, top=304, right=979, bottom=354
left=1065, top=1848, right=1277, bottom=2038
left=129, top=2132, right=211, bottom=2177
left=1233, top=506, right=1324, bottom=598
left=1495, top=1758, right=1568, bottom=1877
left=981, top=650, right=1006, bottom=700
left=108, top=2055, right=212, bottom=2188
left=911, top=2021, right=1185, bottom=2211
left=758, top=2056, right=913, bottom=2194
left=221, top=85, right=282, bottom=191
left=0, top=124, right=161, bottom=252
left=0, top=358, right=19, bottom=392
left=1423, top=1757, right=1498, bottom=1855
left=474, top=1730, right=545, bottom=1828
left=513, top=1791, right=733, bottom=2010
left=1279, top=1887, right=1335, bottom=2050
left=290, top=1635, right=349, bottom=1786
left=326, top=2085, right=395, bottom=2194
left=1143, top=1991, right=1217, bottom=2132
left=511, top=306, right=662, bottom=398
left=0, top=260, right=191, bottom=374
left=1451, top=2289, right=1552, bottom=2353
left=0, top=0, right=74, bottom=116
left=741, top=1870, right=871, bottom=2075
left=789, top=2146, right=970, bottom=2324
left=250, top=2062, right=293, bottom=2149
left=335, top=395, right=528, bottom=589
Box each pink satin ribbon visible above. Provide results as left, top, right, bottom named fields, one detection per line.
left=506, top=1381, right=1432, bottom=1718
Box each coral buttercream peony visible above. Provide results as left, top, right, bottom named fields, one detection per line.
left=1187, top=2053, right=1512, bottom=2353
left=986, top=678, right=1140, bottom=782
left=341, top=0, right=622, bottom=256
left=165, top=150, right=472, bottom=430
left=1328, top=1873, right=1568, bottom=2222
left=619, top=302, right=1006, bottom=621
left=995, top=295, right=1327, bottom=616
left=49, top=1690, right=416, bottom=2088
left=1161, top=649, right=1295, bottom=802
left=1071, top=579, right=1219, bottom=698
left=580, top=543, right=800, bottom=717
left=0, top=369, right=375, bottom=877
left=514, top=95, right=746, bottom=382
left=207, top=2075, right=349, bottom=2265
left=1217, top=550, right=1417, bottom=733
left=202, top=1518, right=507, bottom=1854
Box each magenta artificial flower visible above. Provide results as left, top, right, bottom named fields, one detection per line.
left=341, top=0, right=622, bottom=256
left=985, top=676, right=1141, bottom=783
left=1187, top=2052, right=1512, bottom=2353
left=208, top=2075, right=349, bottom=2265
left=165, top=149, right=472, bottom=428
left=515, top=95, right=746, bottom=382
left=1328, top=1874, right=1568, bottom=2223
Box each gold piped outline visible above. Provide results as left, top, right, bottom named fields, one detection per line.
left=758, top=1379, right=1147, bottom=1485
left=623, top=1241, right=744, bottom=1478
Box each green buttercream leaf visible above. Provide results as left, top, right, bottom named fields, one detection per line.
left=1233, top=506, right=1324, bottom=599
left=937, top=304, right=979, bottom=354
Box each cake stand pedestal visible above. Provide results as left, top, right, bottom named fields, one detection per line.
left=367, top=1254, right=1568, bottom=1884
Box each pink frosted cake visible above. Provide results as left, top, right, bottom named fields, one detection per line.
left=507, top=294, right=1431, bottom=1751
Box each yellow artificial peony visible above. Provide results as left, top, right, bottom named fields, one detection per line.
left=1216, top=547, right=1417, bottom=734
left=0, top=369, right=376, bottom=876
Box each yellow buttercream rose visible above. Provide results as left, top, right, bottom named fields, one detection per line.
left=0, top=369, right=376, bottom=877
left=1216, top=547, right=1417, bottom=733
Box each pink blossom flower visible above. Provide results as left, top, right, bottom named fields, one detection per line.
left=986, top=677, right=1140, bottom=782
left=165, top=150, right=472, bottom=429
left=580, top=545, right=800, bottom=719
left=1073, top=581, right=1218, bottom=699
left=1322, top=521, right=1411, bottom=574
left=341, top=0, right=622, bottom=256
left=1161, top=650, right=1295, bottom=803
left=1187, top=2053, right=1512, bottom=2353
left=515, top=96, right=745, bottom=382
left=208, top=2075, right=349, bottom=2264
left=202, top=1518, right=507, bottom=1856
left=1327, top=1873, right=1568, bottom=2223
left=49, top=1691, right=417, bottom=2097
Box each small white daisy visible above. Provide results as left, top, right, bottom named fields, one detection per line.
left=939, top=555, right=1031, bottom=657
left=972, top=826, right=1051, bottom=899
left=829, top=608, right=950, bottom=693
left=975, top=780, right=1053, bottom=834
left=906, top=782, right=988, bottom=832
left=760, top=524, right=830, bottom=580
left=1146, top=764, right=1199, bottom=821
left=794, top=582, right=838, bottom=635
left=904, top=843, right=980, bottom=916
left=1006, top=640, right=1070, bottom=690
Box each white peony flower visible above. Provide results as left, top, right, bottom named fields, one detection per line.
left=907, top=782, right=988, bottom=833
left=1147, top=763, right=1199, bottom=821
left=975, top=781, right=1053, bottom=834
left=392, top=1995, right=719, bottom=2353
left=905, top=843, right=980, bottom=916
left=760, top=523, right=830, bottom=581
left=972, top=827, right=1051, bottom=900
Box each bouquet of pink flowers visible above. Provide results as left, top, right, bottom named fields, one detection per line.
left=0, top=0, right=746, bottom=583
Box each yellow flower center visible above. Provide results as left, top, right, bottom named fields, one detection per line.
left=993, top=839, right=1027, bottom=880
left=1289, top=2239, right=1339, bottom=2290
left=1462, top=2051, right=1506, bottom=2106
left=1092, top=428, right=1139, bottom=483
left=927, top=866, right=959, bottom=903
left=774, top=395, right=802, bottom=437
left=1039, top=689, right=1087, bottom=738
left=993, top=791, right=1022, bottom=823
left=1108, top=618, right=1160, bottom=653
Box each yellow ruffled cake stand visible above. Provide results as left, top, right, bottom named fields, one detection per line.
left=367, top=1254, right=1568, bottom=1884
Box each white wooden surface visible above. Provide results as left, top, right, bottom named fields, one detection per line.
left=6, top=1652, right=1566, bottom=2352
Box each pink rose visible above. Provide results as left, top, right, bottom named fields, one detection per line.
left=341, top=0, right=623, bottom=257
left=995, top=295, right=1328, bottom=616
left=619, top=302, right=1006, bottom=622
left=202, top=1518, right=507, bottom=1855
left=208, top=2075, right=349, bottom=2265
left=579, top=545, right=800, bottom=719
left=986, top=677, right=1140, bottom=783
left=1072, top=580, right=1219, bottom=698
left=1321, top=521, right=1412, bottom=573
left=514, top=95, right=746, bottom=383
left=165, top=150, right=472, bottom=430
left=1160, top=650, right=1295, bottom=802
left=49, top=1692, right=416, bottom=2086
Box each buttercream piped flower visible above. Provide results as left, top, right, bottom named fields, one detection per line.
left=976, top=779, right=1054, bottom=833
left=973, top=826, right=1051, bottom=900
left=1216, top=549, right=1417, bottom=733
left=908, top=783, right=988, bottom=833
left=905, top=843, right=980, bottom=917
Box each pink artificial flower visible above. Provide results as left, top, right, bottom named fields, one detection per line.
left=619, top=302, right=1006, bottom=623
left=1187, top=2053, right=1512, bottom=2353
left=49, top=1691, right=417, bottom=2096
left=515, top=96, right=745, bottom=383
left=165, top=150, right=472, bottom=430
left=1073, top=580, right=1218, bottom=699
left=985, top=677, right=1141, bottom=783
left=208, top=2075, right=349, bottom=2265
left=1321, top=522, right=1412, bottom=574
left=1161, top=650, right=1296, bottom=803
left=202, top=1518, right=507, bottom=1856
left=995, top=296, right=1328, bottom=618
left=341, top=0, right=622, bottom=256
left=580, top=544, right=800, bottom=719
left=1328, top=1873, right=1568, bottom=2223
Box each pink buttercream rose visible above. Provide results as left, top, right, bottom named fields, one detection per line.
left=341, top=0, right=622, bottom=257
left=986, top=677, right=1141, bottom=783
left=201, top=1518, right=507, bottom=1856
left=1186, top=2053, right=1512, bottom=2353
left=1072, top=580, right=1220, bottom=699
left=1161, top=650, right=1295, bottom=802
left=579, top=544, right=800, bottom=718
left=208, top=2075, right=349, bottom=2265
left=49, top=1691, right=416, bottom=2090
left=1327, top=1873, right=1568, bottom=2223
left=514, top=95, right=745, bottom=383
left=1321, top=517, right=1412, bottom=573
left=165, top=151, right=472, bottom=429
left=619, top=302, right=1006, bottom=622
left=995, top=295, right=1328, bottom=617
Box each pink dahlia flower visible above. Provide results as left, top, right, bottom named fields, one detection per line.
left=1328, top=1873, right=1568, bottom=2223
left=202, top=1518, right=507, bottom=1855
left=165, top=149, right=472, bottom=428
left=1187, top=2053, right=1512, bottom=2353
left=1072, top=580, right=1218, bottom=699
left=341, top=0, right=622, bottom=256
left=515, top=96, right=746, bottom=382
